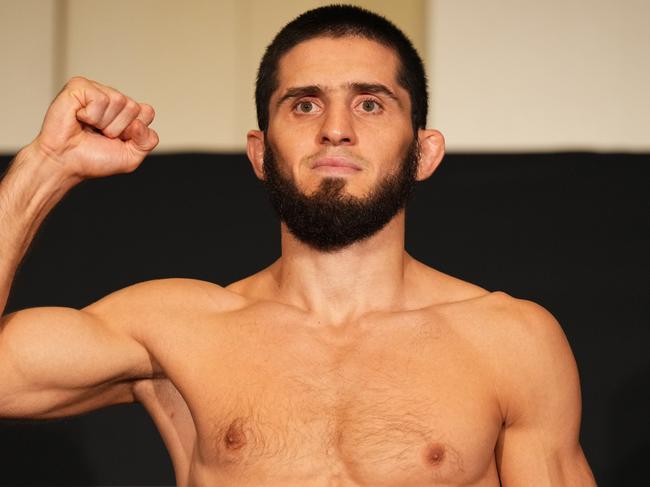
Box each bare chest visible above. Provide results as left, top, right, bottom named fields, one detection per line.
left=161, top=312, right=504, bottom=486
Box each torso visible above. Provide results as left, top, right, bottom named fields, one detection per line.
left=132, top=264, right=512, bottom=486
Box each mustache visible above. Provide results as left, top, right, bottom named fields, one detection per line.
left=302, top=149, right=370, bottom=169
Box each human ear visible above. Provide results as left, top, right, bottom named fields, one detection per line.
left=415, top=129, right=445, bottom=181
left=246, top=130, right=266, bottom=180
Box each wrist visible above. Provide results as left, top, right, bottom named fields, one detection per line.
left=1, top=144, right=80, bottom=224
left=16, top=142, right=82, bottom=191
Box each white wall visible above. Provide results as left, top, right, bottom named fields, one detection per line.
left=1, top=0, right=647, bottom=154
left=0, top=0, right=424, bottom=153
left=427, top=0, right=650, bottom=152
left=0, top=0, right=57, bottom=152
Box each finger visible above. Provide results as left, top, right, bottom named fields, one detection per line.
left=102, top=98, right=141, bottom=138
left=76, top=89, right=111, bottom=127
left=119, top=104, right=155, bottom=141
left=138, top=103, right=155, bottom=126
left=92, top=82, right=137, bottom=128
left=98, top=84, right=155, bottom=131
left=45, top=77, right=98, bottom=128
left=125, top=119, right=159, bottom=153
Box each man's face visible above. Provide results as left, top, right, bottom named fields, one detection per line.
left=262, top=36, right=419, bottom=251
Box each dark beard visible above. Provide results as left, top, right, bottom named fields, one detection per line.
left=262, top=140, right=419, bottom=252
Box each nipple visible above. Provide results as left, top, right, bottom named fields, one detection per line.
left=424, top=443, right=445, bottom=466
left=224, top=419, right=247, bottom=450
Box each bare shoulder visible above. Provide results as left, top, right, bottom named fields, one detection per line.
left=86, top=277, right=246, bottom=310
left=83, top=278, right=248, bottom=337
left=412, top=257, right=563, bottom=328
left=415, top=261, right=579, bottom=418
left=413, top=256, right=565, bottom=343
left=472, top=291, right=571, bottom=355
left=447, top=289, right=573, bottom=358
left=461, top=291, right=581, bottom=424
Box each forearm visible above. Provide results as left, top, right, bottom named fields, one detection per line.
left=0, top=144, right=78, bottom=315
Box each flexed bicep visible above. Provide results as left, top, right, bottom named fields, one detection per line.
left=0, top=303, right=155, bottom=419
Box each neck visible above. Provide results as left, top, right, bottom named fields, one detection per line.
left=270, top=211, right=412, bottom=325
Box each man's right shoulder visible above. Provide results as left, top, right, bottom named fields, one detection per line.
left=117, top=278, right=246, bottom=306
left=83, top=278, right=248, bottom=333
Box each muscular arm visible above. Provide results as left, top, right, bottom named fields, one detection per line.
left=0, top=294, right=158, bottom=419
left=494, top=298, right=597, bottom=486
left=0, top=77, right=159, bottom=419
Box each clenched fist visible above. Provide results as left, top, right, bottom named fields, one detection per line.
left=32, top=77, right=159, bottom=180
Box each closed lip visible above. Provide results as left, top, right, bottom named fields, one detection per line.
left=312, top=157, right=361, bottom=170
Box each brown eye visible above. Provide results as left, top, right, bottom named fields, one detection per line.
left=298, top=101, right=314, bottom=113
left=361, top=100, right=378, bottom=112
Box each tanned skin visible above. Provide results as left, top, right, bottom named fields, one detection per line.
left=0, top=36, right=596, bottom=486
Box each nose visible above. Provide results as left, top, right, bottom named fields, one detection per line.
left=318, top=103, right=356, bottom=146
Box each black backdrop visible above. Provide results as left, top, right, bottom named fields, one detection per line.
left=0, top=152, right=648, bottom=486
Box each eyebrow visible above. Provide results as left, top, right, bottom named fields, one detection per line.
left=276, top=85, right=323, bottom=108
left=275, top=82, right=400, bottom=108
left=349, top=82, right=399, bottom=102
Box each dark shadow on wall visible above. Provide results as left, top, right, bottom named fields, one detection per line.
left=0, top=404, right=174, bottom=485
left=605, top=353, right=650, bottom=484
left=0, top=152, right=648, bottom=485
left=0, top=417, right=96, bottom=485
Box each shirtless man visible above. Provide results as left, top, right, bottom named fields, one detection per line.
left=0, top=5, right=596, bottom=486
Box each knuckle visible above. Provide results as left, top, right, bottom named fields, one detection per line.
left=97, top=92, right=110, bottom=107
left=126, top=100, right=141, bottom=118
left=67, top=76, right=87, bottom=87
left=112, top=93, right=127, bottom=108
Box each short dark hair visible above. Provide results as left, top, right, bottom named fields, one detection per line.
left=255, top=4, right=428, bottom=133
